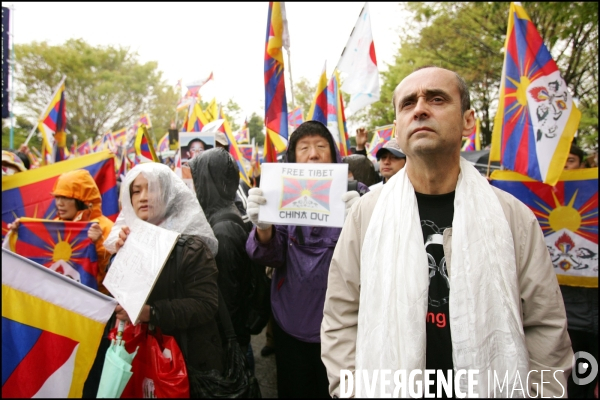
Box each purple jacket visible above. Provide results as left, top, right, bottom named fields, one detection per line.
left=246, top=122, right=371, bottom=342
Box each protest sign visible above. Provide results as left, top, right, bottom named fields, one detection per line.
left=259, top=163, right=348, bottom=227
left=177, top=131, right=215, bottom=191
left=103, top=218, right=179, bottom=324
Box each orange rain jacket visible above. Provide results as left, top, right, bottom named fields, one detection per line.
left=52, top=169, right=114, bottom=294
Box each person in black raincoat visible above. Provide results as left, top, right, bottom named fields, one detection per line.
left=188, top=148, right=253, bottom=353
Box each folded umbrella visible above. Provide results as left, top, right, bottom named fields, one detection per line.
left=97, top=320, right=138, bottom=398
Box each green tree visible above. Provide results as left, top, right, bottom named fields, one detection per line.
left=248, top=112, right=265, bottom=146
left=369, top=2, right=598, bottom=150
left=289, top=77, right=316, bottom=118
left=2, top=116, right=40, bottom=150
left=15, top=39, right=178, bottom=146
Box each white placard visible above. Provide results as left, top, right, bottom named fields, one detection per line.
left=258, top=163, right=348, bottom=228
left=103, top=219, right=179, bottom=324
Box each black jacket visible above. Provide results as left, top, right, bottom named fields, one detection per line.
left=189, top=148, right=253, bottom=347
left=148, top=235, right=224, bottom=372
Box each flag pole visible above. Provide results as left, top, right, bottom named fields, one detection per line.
left=24, top=75, right=67, bottom=146
left=287, top=49, right=295, bottom=109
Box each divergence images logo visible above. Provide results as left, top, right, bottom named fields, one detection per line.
left=573, top=351, right=598, bottom=386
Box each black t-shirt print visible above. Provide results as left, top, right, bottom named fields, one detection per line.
left=416, top=190, right=455, bottom=398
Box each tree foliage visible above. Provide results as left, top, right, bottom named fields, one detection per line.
left=368, top=2, right=598, bottom=150
left=14, top=39, right=178, bottom=145
left=248, top=112, right=265, bottom=146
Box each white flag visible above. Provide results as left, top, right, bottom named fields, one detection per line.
left=336, top=2, right=380, bottom=116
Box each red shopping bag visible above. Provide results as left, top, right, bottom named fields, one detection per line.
left=109, top=322, right=190, bottom=398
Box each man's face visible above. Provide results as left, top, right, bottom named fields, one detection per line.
left=188, top=141, right=205, bottom=159
left=393, top=68, right=474, bottom=159
left=564, top=153, right=583, bottom=170
left=295, top=134, right=332, bottom=163
left=378, top=152, right=406, bottom=180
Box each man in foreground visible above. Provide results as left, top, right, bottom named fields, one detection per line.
left=321, top=66, right=573, bottom=398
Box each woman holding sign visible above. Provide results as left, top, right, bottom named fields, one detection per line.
left=245, top=121, right=368, bottom=398
left=104, top=163, right=224, bottom=375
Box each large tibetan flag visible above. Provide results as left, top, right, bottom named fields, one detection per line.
left=2, top=150, right=119, bottom=240
left=336, top=2, right=380, bottom=116
left=288, top=107, right=304, bottom=129
left=462, top=118, right=481, bottom=152
left=491, top=168, right=598, bottom=287
left=38, top=76, right=68, bottom=164
left=264, top=1, right=289, bottom=160
left=327, top=69, right=350, bottom=157
left=2, top=248, right=117, bottom=398
left=134, top=125, right=159, bottom=163
left=7, top=218, right=99, bottom=290
left=307, top=63, right=328, bottom=125
left=367, top=124, right=394, bottom=158
left=490, top=2, right=581, bottom=186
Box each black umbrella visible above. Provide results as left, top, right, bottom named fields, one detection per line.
left=460, top=149, right=501, bottom=175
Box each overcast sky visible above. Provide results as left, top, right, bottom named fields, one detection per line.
left=6, top=2, right=407, bottom=128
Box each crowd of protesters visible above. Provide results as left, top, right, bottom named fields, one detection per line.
left=2, top=66, right=598, bottom=399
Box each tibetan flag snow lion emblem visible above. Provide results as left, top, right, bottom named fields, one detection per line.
left=280, top=177, right=332, bottom=214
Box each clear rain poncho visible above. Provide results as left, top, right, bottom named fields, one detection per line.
left=104, top=163, right=218, bottom=256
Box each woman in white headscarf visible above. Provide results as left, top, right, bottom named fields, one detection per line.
left=105, top=162, right=224, bottom=373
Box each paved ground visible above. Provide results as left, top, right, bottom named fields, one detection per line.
left=250, top=328, right=277, bottom=398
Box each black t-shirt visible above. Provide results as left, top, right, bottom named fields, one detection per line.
left=416, top=191, right=455, bottom=398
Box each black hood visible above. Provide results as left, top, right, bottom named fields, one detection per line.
left=189, top=148, right=240, bottom=219
left=285, top=120, right=342, bottom=164
left=342, top=154, right=380, bottom=187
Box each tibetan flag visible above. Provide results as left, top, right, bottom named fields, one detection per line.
left=327, top=69, right=350, bottom=157
left=204, top=98, right=218, bottom=123
left=490, top=2, right=581, bottom=186
left=287, top=107, right=304, bottom=129
left=367, top=124, right=394, bottom=158
left=249, top=141, right=262, bottom=180
left=462, top=118, right=481, bottom=152
left=212, top=116, right=252, bottom=187
left=491, top=168, right=598, bottom=288
left=280, top=176, right=332, bottom=214
left=177, top=72, right=214, bottom=111
left=264, top=1, right=289, bottom=158
left=91, top=139, right=102, bottom=153
left=235, top=118, right=250, bottom=144
left=76, top=139, right=92, bottom=157
left=306, top=62, right=328, bottom=125
left=239, top=145, right=253, bottom=163
left=235, top=127, right=250, bottom=144
left=2, top=248, right=117, bottom=398
left=137, top=113, right=152, bottom=128
left=111, top=127, right=128, bottom=146
left=2, top=150, right=119, bottom=241
left=182, top=102, right=209, bottom=133
left=7, top=218, right=99, bottom=290
left=157, top=132, right=170, bottom=153
left=134, top=125, right=159, bottom=163
left=38, top=76, right=68, bottom=164
left=336, top=3, right=380, bottom=116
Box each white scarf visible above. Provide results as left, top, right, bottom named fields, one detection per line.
left=356, top=157, right=529, bottom=398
